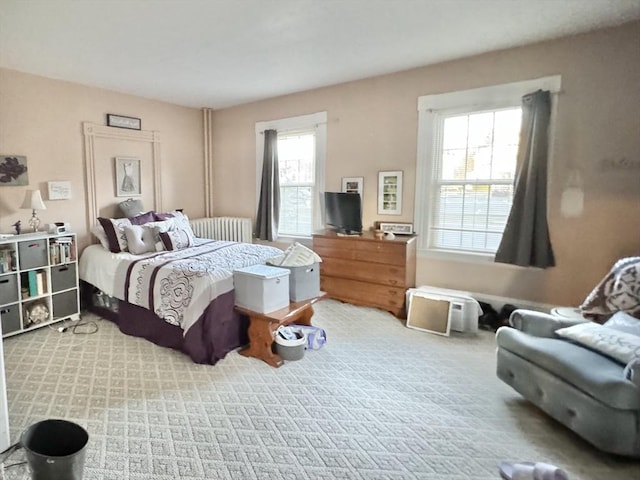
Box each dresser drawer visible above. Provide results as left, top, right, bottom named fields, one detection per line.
left=354, top=241, right=406, bottom=265
left=313, top=238, right=356, bottom=260
left=321, top=258, right=407, bottom=287
left=18, top=239, right=48, bottom=270
left=0, top=273, right=19, bottom=305
left=320, top=276, right=405, bottom=315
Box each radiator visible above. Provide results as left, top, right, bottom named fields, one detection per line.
left=189, top=217, right=253, bottom=243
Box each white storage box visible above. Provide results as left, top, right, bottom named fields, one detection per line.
left=273, top=262, right=320, bottom=302
left=406, top=287, right=481, bottom=333
left=233, top=265, right=290, bottom=314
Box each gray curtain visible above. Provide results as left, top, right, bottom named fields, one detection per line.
left=495, top=90, right=555, bottom=268
left=255, top=129, right=280, bottom=241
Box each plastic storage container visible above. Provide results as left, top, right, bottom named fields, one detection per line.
left=233, top=264, right=290, bottom=313
left=274, top=330, right=307, bottom=361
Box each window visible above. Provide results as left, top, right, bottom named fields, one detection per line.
left=277, top=131, right=316, bottom=236
left=255, top=112, right=327, bottom=238
left=430, top=107, right=521, bottom=253
left=415, top=76, right=561, bottom=260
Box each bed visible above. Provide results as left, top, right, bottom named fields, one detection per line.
left=79, top=238, right=282, bottom=364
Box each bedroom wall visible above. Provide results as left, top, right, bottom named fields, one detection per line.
left=0, top=68, right=204, bottom=250
left=210, top=21, right=640, bottom=308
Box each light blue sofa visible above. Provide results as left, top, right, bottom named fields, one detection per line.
left=496, top=309, right=640, bottom=457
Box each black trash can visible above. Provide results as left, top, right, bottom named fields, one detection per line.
left=21, top=419, right=88, bottom=480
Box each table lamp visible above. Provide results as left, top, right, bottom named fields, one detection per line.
left=21, top=189, right=47, bottom=232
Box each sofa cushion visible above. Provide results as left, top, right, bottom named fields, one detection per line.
left=496, top=327, right=640, bottom=409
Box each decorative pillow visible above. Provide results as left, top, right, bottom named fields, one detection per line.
left=159, top=228, right=194, bottom=251
left=604, top=311, right=640, bottom=336
left=119, top=198, right=144, bottom=217
left=580, top=257, right=640, bottom=322
left=154, top=211, right=175, bottom=221
left=171, top=211, right=196, bottom=241
left=556, top=322, right=640, bottom=365
left=129, top=211, right=156, bottom=226
left=123, top=225, right=156, bottom=255
left=90, top=225, right=110, bottom=250
left=97, top=217, right=133, bottom=253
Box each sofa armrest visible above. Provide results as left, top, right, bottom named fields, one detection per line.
left=509, top=309, right=588, bottom=338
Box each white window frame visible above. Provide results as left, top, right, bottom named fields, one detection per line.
left=415, top=76, right=561, bottom=262
left=255, top=111, right=327, bottom=239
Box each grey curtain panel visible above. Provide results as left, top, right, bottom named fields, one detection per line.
left=255, top=129, right=280, bottom=241
left=495, top=90, right=555, bottom=268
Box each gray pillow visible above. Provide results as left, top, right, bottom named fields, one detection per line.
left=604, top=311, right=640, bottom=337
left=119, top=198, right=144, bottom=217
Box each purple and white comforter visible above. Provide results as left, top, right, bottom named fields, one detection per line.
left=107, top=239, right=282, bottom=334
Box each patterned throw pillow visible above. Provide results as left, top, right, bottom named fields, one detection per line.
left=556, top=322, right=640, bottom=365
left=97, top=217, right=133, bottom=253
left=580, top=257, right=640, bottom=321
left=159, top=228, right=194, bottom=251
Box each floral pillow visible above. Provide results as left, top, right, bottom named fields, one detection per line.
left=159, top=228, right=194, bottom=251
left=97, top=217, right=132, bottom=253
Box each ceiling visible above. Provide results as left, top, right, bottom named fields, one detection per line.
left=1, top=0, right=639, bottom=109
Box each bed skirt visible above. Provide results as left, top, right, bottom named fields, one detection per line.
left=81, top=282, right=249, bottom=365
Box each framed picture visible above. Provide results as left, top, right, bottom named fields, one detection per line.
left=47, top=181, right=72, bottom=200
left=341, top=176, right=363, bottom=196
left=107, top=113, right=141, bottom=130
left=378, top=170, right=403, bottom=215
left=115, top=157, right=141, bottom=197
left=377, top=222, right=414, bottom=235
left=0, top=155, right=28, bottom=186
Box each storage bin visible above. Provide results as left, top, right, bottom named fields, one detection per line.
left=278, top=263, right=320, bottom=302
left=233, top=264, right=290, bottom=314
left=274, top=330, right=306, bottom=361
left=0, top=303, right=21, bottom=335
left=0, top=273, right=19, bottom=305
left=51, top=264, right=77, bottom=293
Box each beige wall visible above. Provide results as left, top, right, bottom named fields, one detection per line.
left=0, top=69, right=204, bottom=250
left=211, top=21, right=640, bottom=307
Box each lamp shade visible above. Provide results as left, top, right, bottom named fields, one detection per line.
left=21, top=190, right=47, bottom=210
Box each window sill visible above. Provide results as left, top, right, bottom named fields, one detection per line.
left=418, top=248, right=495, bottom=264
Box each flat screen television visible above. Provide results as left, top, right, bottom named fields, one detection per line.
left=323, top=192, right=362, bottom=235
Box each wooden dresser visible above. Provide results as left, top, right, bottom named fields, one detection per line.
left=312, top=230, right=416, bottom=317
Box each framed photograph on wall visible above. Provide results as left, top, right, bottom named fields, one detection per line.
left=341, top=176, right=363, bottom=196
left=378, top=170, right=403, bottom=215
left=115, top=157, right=141, bottom=197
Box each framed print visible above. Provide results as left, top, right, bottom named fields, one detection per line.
left=115, top=157, right=141, bottom=197
left=47, top=181, right=72, bottom=200
left=107, top=113, right=141, bottom=130
left=0, top=155, right=28, bottom=186
left=341, top=176, right=363, bottom=196
left=378, top=170, right=403, bottom=215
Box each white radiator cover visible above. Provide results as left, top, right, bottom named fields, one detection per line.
left=190, top=217, right=253, bottom=243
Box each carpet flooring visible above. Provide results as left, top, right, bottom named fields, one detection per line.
left=2, top=299, right=639, bottom=479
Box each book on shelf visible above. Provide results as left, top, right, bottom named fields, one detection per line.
left=27, top=270, right=37, bottom=297
left=36, top=271, right=45, bottom=296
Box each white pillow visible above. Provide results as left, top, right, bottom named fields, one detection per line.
left=556, top=322, right=640, bottom=364
left=123, top=225, right=156, bottom=255
left=90, top=225, right=110, bottom=250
